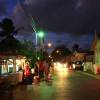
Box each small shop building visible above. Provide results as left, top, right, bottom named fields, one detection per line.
left=0, top=51, right=26, bottom=85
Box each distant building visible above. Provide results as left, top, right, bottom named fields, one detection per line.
left=83, top=51, right=94, bottom=73
left=89, top=31, right=100, bottom=74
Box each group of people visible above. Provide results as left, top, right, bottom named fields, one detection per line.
left=23, top=60, right=53, bottom=84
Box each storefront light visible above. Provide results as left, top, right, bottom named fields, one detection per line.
left=16, top=59, right=21, bottom=65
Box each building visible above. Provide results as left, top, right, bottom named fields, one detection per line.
left=0, top=51, right=26, bottom=74
left=90, top=32, right=100, bottom=74
left=83, top=51, right=94, bottom=73
left=0, top=51, right=26, bottom=85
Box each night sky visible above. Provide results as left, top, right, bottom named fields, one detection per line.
left=0, top=0, right=99, bottom=50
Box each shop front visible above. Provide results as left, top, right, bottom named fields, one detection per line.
left=0, top=52, right=26, bottom=85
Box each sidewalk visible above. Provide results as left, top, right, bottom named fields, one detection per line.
left=78, top=71, right=100, bottom=80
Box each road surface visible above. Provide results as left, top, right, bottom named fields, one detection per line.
left=1, top=70, right=100, bottom=100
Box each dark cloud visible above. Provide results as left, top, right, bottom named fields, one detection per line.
left=96, top=0, right=100, bottom=33
left=0, top=0, right=7, bottom=15
left=12, top=3, right=32, bottom=33
left=13, top=0, right=97, bottom=35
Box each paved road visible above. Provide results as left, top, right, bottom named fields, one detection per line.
left=1, top=70, right=100, bottom=100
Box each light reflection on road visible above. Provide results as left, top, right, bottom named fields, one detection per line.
left=54, top=62, right=69, bottom=78
left=53, top=62, right=70, bottom=100
left=13, top=62, right=70, bottom=100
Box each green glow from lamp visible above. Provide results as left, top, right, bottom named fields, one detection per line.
left=38, top=31, right=44, bottom=38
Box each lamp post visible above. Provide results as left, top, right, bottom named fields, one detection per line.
left=38, top=31, right=45, bottom=60
left=38, top=31, right=45, bottom=51
left=31, top=16, right=45, bottom=60
left=31, top=18, right=38, bottom=60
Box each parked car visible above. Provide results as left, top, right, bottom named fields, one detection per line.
left=73, top=61, right=83, bottom=70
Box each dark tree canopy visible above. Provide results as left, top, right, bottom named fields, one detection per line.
left=72, top=44, right=79, bottom=52
left=0, top=18, right=15, bottom=36
left=0, top=18, right=24, bottom=37
left=51, top=45, right=71, bottom=61
left=0, top=18, right=23, bottom=52
left=0, top=35, right=21, bottom=52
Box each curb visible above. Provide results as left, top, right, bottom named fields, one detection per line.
left=78, top=71, right=100, bottom=80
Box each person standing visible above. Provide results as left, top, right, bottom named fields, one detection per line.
left=24, top=63, right=31, bottom=77
left=24, top=63, right=32, bottom=84
left=38, top=60, right=45, bottom=81
left=44, top=60, right=49, bottom=81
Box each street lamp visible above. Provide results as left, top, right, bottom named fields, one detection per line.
left=33, top=30, right=45, bottom=60
left=56, top=50, right=59, bottom=53
left=31, top=17, right=45, bottom=60
left=38, top=31, right=44, bottom=38
left=48, top=42, right=52, bottom=48
left=38, top=31, right=45, bottom=50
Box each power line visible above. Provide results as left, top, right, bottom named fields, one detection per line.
left=18, top=0, right=38, bottom=57
left=18, top=0, right=37, bottom=33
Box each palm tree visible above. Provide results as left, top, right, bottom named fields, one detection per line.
left=0, top=18, right=24, bottom=52
left=72, top=44, right=79, bottom=52
left=0, top=18, right=23, bottom=37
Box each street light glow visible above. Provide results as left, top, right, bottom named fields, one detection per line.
left=48, top=43, right=52, bottom=47
left=38, top=31, right=44, bottom=38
